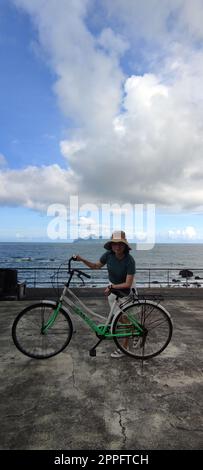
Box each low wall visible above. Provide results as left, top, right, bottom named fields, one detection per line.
left=24, top=286, right=203, bottom=300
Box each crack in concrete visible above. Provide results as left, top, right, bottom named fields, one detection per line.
left=115, top=409, right=127, bottom=447
left=4, top=406, right=37, bottom=418
left=170, top=423, right=203, bottom=432
left=71, top=358, right=77, bottom=390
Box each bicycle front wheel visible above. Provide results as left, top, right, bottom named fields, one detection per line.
left=112, top=301, right=173, bottom=360
left=12, top=302, right=73, bottom=359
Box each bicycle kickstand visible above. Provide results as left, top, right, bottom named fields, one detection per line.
left=89, top=338, right=104, bottom=357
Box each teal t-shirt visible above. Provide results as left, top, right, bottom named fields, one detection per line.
left=100, top=251, right=136, bottom=284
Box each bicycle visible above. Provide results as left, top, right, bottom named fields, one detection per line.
left=12, top=256, right=173, bottom=361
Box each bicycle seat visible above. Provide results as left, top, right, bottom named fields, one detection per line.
left=111, top=288, right=131, bottom=298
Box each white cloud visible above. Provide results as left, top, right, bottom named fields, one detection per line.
left=168, top=226, right=197, bottom=240
left=124, top=74, right=169, bottom=110
left=97, top=27, right=129, bottom=57
left=13, top=0, right=125, bottom=134
left=4, top=0, right=203, bottom=212
left=102, top=0, right=203, bottom=46
left=0, top=164, right=79, bottom=210
left=60, top=139, right=87, bottom=158
left=102, top=0, right=183, bottom=45
left=176, top=0, right=203, bottom=40
left=58, top=69, right=203, bottom=209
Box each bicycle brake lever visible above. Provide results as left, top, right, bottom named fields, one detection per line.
left=77, top=273, right=85, bottom=285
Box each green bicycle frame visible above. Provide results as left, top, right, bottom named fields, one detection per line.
left=42, top=302, right=144, bottom=339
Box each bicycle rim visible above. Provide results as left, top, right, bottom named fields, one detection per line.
left=12, top=303, right=73, bottom=359
left=112, top=302, right=173, bottom=360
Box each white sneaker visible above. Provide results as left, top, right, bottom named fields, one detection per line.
left=111, top=349, right=125, bottom=358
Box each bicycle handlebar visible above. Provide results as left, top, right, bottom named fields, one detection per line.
left=74, top=269, right=91, bottom=279
left=68, top=255, right=91, bottom=279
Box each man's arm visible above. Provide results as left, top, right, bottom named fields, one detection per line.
left=75, top=255, right=104, bottom=270
left=111, top=274, right=135, bottom=290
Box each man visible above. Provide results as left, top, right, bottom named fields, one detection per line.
left=75, top=231, right=136, bottom=358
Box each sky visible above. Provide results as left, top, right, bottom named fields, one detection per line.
left=1, top=0, right=203, bottom=243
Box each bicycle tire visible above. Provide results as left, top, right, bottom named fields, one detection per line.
left=112, top=301, right=173, bottom=360
left=12, top=302, right=73, bottom=359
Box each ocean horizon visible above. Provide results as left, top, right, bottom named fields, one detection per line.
left=0, top=241, right=203, bottom=288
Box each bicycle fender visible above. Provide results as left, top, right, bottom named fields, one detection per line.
left=41, top=300, right=72, bottom=318
left=41, top=300, right=57, bottom=307
left=138, top=300, right=173, bottom=320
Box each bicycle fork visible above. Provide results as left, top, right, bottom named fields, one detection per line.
left=41, top=302, right=62, bottom=334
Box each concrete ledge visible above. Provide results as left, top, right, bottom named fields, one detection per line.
left=20, top=286, right=203, bottom=300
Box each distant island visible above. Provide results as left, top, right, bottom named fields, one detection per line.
left=73, top=236, right=106, bottom=243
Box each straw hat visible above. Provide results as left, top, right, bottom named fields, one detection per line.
left=104, top=231, right=132, bottom=250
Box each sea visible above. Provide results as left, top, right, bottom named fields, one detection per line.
left=0, top=242, right=203, bottom=288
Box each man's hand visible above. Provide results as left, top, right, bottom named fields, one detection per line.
left=104, top=285, right=112, bottom=296
left=75, top=254, right=82, bottom=261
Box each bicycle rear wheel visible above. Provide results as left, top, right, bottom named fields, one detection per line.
left=112, top=301, right=173, bottom=360
left=12, top=302, right=73, bottom=359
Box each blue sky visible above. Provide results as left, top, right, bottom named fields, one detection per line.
left=1, top=0, right=203, bottom=243
left=0, top=0, right=66, bottom=169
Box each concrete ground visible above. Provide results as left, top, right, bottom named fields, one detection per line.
left=0, top=288, right=202, bottom=450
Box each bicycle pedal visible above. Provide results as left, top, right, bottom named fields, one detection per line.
left=89, top=349, right=96, bottom=357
